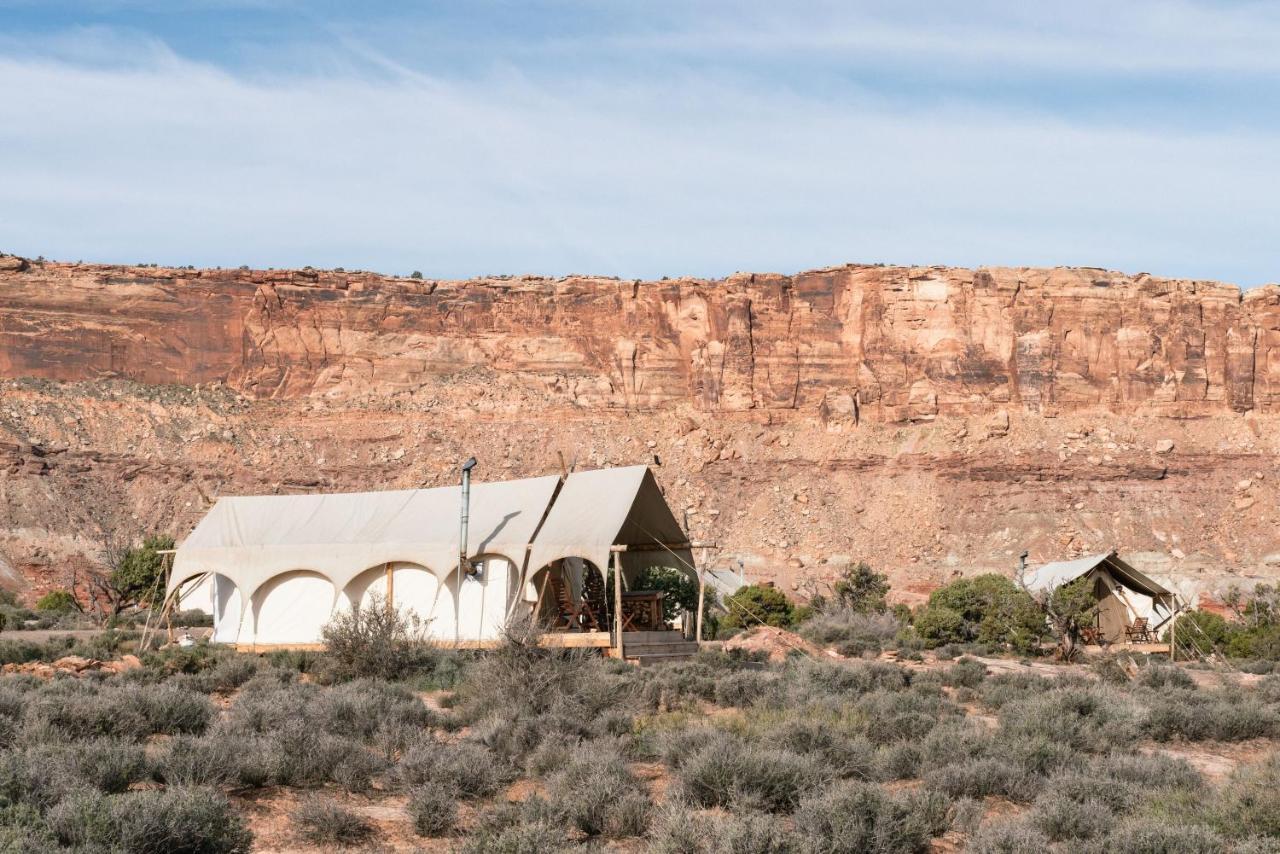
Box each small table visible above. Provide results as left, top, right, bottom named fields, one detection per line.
left=621, top=591, right=666, bottom=631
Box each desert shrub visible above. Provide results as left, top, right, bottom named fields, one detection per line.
left=396, top=738, right=514, bottom=799
left=913, top=575, right=1045, bottom=652
left=858, top=687, right=956, bottom=745
left=639, top=661, right=720, bottom=710
left=659, top=725, right=734, bottom=771
left=451, top=619, right=637, bottom=727
left=1081, top=818, right=1226, bottom=854
left=292, top=798, right=374, bottom=846
left=872, top=743, right=922, bottom=781
left=676, top=739, right=828, bottom=813
left=198, top=654, right=260, bottom=692
left=221, top=679, right=316, bottom=734
left=714, top=670, right=778, bottom=707
left=765, top=717, right=875, bottom=779
left=309, top=679, right=434, bottom=741
left=648, top=804, right=803, bottom=854
left=967, top=819, right=1051, bottom=854
left=712, top=810, right=796, bottom=854
left=320, top=592, right=435, bottom=681
left=977, top=672, right=1052, bottom=709
left=793, top=780, right=952, bottom=854
left=1257, top=674, right=1280, bottom=703
left=1135, top=664, right=1195, bottom=690
left=942, top=657, right=987, bottom=688
left=0, top=748, right=85, bottom=809
left=1238, top=660, right=1276, bottom=675
left=799, top=609, right=901, bottom=651
left=721, top=585, right=797, bottom=630
left=265, top=728, right=385, bottom=790
left=998, top=686, right=1138, bottom=753
left=48, top=786, right=252, bottom=854
left=0, top=803, right=57, bottom=853
left=1090, top=655, right=1132, bottom=684
left=1144, top=689, right=1279, bottom=741
left=548, top=745, right=650, bottom=837
left=34, top=589, right=78, bottom=613
left=924, top=758, right=1041, bottom=803
left=910, top=606, right=965, bottom=647
left=1027, top=794, right=1114, bottom=841
left=136, top=684, right=217, bottom=734
left=1207, top=753, right=1280, bottom=838
left=1225, top=623, right=1280, bottom=660
left=33, top=739, right=147, bottom=794
left=409, top=785, right=459, bottom=837
left=23, top=682, right=211, bottom=742
left=916, top=720, right=994, bottom=774
left=790, top=659, right=910, bottom=699
left=459, top=797, right=565, bottom=854
left=155, top=735, right=247, bottom=787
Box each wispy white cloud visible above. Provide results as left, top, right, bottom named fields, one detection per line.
left=0, top=8, right=1277, bottom=285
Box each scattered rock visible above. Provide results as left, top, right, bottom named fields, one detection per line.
left=1154, top=439, right=1175, bottom=454
left=986, top=409, right=1010, bottom=438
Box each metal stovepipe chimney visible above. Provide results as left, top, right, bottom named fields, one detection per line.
left=459, top=457, right=477, bottom=576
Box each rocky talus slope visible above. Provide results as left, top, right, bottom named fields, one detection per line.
left=1, top=256, right=1277, bottom=603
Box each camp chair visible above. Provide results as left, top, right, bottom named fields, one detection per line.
left=1124, top=618, right=1153, bottom=643
left=1079, top=625, right=1103, bottom=646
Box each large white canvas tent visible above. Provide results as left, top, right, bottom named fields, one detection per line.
left=1025, top=551, right=1177, bottom=643
left=166, top=466, right=695, bottom=648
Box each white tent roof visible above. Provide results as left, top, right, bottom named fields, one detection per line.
left=1025, top=551, right=1173, bottom=600
left=170, top=474, right=561, bottom=600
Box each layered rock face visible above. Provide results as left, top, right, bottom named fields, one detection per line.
left=1, top=257, right=1278, bottom=603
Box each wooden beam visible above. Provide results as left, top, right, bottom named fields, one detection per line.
left=696, top=567, right=706, bottom=644
left=613, top=550, right=624, bottom=660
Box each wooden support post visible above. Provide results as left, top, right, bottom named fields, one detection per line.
left=1168, top=601, right=1178, bottom=662
left=613, top=550, right=624, bottom=661
left=696, top=568, right=706, bottom=643
left=385, top=563, right=394, bottom=614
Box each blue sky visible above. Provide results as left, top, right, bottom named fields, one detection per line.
left=1, top=1, right=1278, bottom=285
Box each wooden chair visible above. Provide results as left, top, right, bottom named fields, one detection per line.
left=1124, top=618, right=1153, bottom=643
left=1079, top=625, right=1103, bottom=646
left=548, top=571, right=603, bottom=632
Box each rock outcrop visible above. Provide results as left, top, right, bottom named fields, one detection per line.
left=1, top=256, right=1278, bottom=603
left=4, top=259, right=1280, bottom=417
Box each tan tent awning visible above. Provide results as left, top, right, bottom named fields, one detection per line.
left=527, top=465, right=691, bottom=580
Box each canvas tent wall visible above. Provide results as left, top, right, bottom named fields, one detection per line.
left=168, top=474, right=561, bottom=646
left=1025, top=551, right=1176, bottom=643
left=167, top=465, right=695, bottom=648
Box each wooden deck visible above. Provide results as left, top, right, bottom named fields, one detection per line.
left=1082, top=642, right=1171, bottom=655
left=234, top=630, right=617, bottom=654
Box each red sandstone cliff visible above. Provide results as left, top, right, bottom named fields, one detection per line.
left=1, top=256, right=1277, bottom=603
